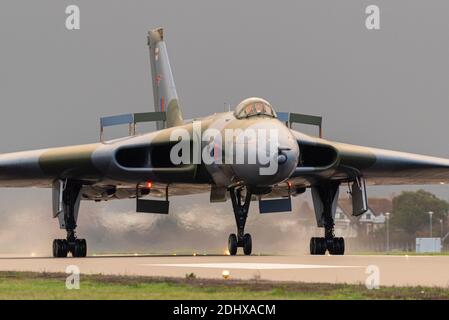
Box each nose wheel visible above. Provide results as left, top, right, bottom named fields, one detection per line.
left=228, top=233, right=252, bottom=256
left=228, top=187, right=253, bottom=256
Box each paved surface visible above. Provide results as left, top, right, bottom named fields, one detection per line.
left=0, top=254, right=449, bottom=287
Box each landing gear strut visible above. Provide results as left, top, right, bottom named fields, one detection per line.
left=228, top=187, right=252, bottom=256
left=310, top=183, right=345, bottom=255
left=53, top=181, right=87, bottom=258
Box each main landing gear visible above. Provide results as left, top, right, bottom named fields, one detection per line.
left=52, top=181, right=87, bottom=258
left=227, top=187, right=252, bottom=256
left=310, top=182, right=345, bottom=255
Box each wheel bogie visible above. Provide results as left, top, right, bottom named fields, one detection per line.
left=310, top=237, right=345, bottom=255
left=52, top=238, right=87, bottom=258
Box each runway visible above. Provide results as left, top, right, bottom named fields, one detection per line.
left=0, top=254, right=448, bottom=288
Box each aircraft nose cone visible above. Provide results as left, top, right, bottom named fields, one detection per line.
left=231, top=120, right=299, bottom=187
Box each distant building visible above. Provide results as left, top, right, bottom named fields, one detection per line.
left=334, top=206, right=358, bottom=237
left=293, top=197, right=393, bottom=238
left=337, top=197, right=392, bottom=236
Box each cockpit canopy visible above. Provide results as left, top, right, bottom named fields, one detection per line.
left=234, top=97, right=277, bottom=119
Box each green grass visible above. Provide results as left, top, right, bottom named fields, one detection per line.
left=0, top=271, right=448, bottom=300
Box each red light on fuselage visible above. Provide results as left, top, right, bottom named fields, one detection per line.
left=146, top=181, right=153, bottom=189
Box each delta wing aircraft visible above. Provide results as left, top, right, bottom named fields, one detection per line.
left=2, top=28, right=449, bottom=257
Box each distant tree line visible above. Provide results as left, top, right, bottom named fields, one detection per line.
left=374, top=190, right=449, bottom=242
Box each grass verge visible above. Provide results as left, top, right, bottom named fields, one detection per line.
left=0, top=271, right=448, bottom=300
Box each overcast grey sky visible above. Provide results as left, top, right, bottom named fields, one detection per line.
left=0, top=0, right=447, bottom=153
left=0, top=1, right=448, bottom=253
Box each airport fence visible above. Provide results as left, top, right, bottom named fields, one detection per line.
left=345, top=238, right=416, bottom=253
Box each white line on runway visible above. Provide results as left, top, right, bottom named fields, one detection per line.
left=141, top=263, right=362, bottom=270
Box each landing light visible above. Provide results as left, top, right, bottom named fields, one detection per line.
left=224, top=249, right=230, bottom=256
left=440, top=182, right=445, bottom=185
left=222, top=270, right=230, bottom=279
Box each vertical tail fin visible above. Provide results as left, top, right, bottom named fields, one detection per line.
left=147, top=28, right=184, bottom=129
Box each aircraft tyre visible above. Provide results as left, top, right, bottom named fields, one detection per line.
left=71, top=239, right=87, bottom=257
left=243, top=233, right=252, bottom=256
left=329, top=237, right=345, bottom=255
left=53, top=239, right=68, bottom=258
left=310, top=237, right=326, bottom=255
left=228, top=234, right=238, bottom=256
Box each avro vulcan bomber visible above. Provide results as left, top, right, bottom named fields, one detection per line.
left=1, top=28, right=449, bottom=257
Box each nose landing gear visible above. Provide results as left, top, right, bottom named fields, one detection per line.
left=227, top=187, right=253, bottom=256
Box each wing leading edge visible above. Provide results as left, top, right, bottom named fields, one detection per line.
left=293, top=130, right=449, bottom=186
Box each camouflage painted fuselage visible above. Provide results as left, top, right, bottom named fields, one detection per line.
left=1, top=105, right=449, bottom=202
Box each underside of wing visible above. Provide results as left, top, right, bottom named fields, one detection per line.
left=292, top=130, right=449, bottom=186
left=337, top=142, right=449, bottom=185
left=0, top=127, right=211, bottom=190
left=0, top=144, right=102, bottom=187
left=80, top=183, right=211, bottom=201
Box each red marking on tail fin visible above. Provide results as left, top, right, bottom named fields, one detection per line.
left=155, top=74, right=162, bottom=86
